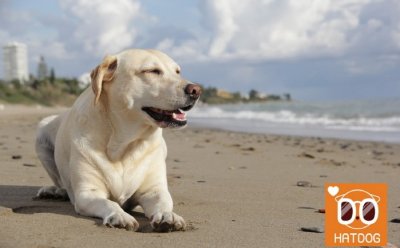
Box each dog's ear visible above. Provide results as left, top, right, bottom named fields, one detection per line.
left=90, top=55, right=118, bottom=105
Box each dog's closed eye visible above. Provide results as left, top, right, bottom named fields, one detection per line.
left=143, top=68, right=162, bottom=75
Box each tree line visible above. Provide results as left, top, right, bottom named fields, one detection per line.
left=0, top=71, right=83, bottom=106
left=200, top=85, right=291, bottom=104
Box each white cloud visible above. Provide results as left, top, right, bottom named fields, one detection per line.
left=201, top=0, right=385, bottom=61
left=59, top=0, right=141, bottom=55
left=203, top=1, right=241, bottom=57
left=30, top=40, right=73, bottom=61
left=156, top=38, right=208, bottom=62
left=393, top=19, right=400, bottom=49
left=157, top=0, right=400, bottom=63
left=156, top=38, right=175, bottom=52
left=78, top=72, right=91, bottom=89
left=1, top=0, right=400, bottom=84
left=367, top=19, right=383, bottom=30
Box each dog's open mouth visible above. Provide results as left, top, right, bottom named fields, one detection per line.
left=142, top=106, right=192, bottom=127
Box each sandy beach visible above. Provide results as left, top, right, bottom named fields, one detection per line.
left=0, top=105, right=399, bottom=248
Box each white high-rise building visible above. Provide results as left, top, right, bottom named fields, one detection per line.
left=3, top=42, right=29, bottom=83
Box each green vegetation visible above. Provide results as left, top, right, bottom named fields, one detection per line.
left=0, top=78, right=291, bottom=106
left=200, top=87, right=242, bottom=104
left=0, top=77, right=83, bottom=106
left=200, top=85, right=291, bottom=104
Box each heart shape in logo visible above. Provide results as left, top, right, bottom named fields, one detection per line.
left=328, top=186, right=339, bottom=196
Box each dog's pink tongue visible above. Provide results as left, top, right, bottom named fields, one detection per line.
left=172, top=109, right=186, bottom=121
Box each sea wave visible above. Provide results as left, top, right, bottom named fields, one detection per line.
left=189, top=106, right=400, bottom=132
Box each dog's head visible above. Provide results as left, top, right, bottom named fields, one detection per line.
left=90, top=49, right=201, bottom=128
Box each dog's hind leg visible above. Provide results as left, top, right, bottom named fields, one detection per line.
left=35, top=115, right=68, bottom=201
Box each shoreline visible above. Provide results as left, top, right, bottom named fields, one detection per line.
left=0, top=105, right=399, bottom=247
left=2, top=102, right=399, bottom=144
left=189, top=99, right=400, bottom=144
left=189, top=119, right=400, bottom=145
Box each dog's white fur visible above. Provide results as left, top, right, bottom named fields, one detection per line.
left=35, top=49, right=200, bottom=231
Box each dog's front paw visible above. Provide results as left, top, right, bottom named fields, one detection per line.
left=36, top=186, right=69, bottom=200
left=151, top=212, right=186, bottom=232
left=104, top=211, right=139, bottom=231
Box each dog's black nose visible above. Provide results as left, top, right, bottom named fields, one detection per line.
left=184, top=84, right=202, bottom=99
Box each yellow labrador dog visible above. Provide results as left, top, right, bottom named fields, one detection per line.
left=35, top=49, right=201, bottom=232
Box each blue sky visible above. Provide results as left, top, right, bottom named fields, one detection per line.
left=1, top=0, right=399, bottom=100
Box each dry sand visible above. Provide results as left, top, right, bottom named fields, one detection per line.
left=0, top=105, right=399, bottom=248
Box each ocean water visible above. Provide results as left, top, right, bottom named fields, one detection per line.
left=188, top=98, right=400, bottom=143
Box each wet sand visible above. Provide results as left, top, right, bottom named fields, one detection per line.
left=0, top=105, right=399, bottom=247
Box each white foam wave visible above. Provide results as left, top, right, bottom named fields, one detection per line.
left=189, top=107, right=400, bottom=132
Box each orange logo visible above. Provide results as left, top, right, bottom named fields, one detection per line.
left=325, top=183, right=387, bottom=246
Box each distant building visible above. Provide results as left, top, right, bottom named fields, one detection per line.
left=216, top=89, right=234, bottom=99
left=256, top=92, right=267, bottom=99
left=37, top=56, right=48, bottom=80
left=2, top=42, right=29, bottom=83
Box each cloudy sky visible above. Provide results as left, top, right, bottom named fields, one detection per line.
left=1, top=0, right=399, bottom=100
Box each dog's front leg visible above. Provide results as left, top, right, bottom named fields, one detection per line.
left=137, top=186, right=186, bottom=232
left=74, top=189, right=139, bottom=231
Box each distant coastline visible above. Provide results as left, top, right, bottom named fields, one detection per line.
left=200, top=85, right=291, bottom=104
left=0, top=79, right=291, bottom=106
left=0, top=78, right=83, bottom=106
